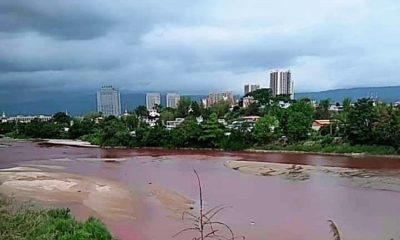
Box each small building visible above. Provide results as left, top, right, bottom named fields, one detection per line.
left=312, top=120, right=332, bottom=131
left=7, top=115, right=52, bottom=123
left=242, top=96, right=255, bottom=108
left=145, top=110, right=160, bottom=127
left=165, top=118, right=185, bottom=130
left=241, top=116, right=261, bottom=123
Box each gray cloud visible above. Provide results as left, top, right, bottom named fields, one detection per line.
left=0, top=1, right=116, bottom=40
left=0, top=0, right=399, bottom=98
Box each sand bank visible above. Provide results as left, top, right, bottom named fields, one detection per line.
left=45, top=139, right=97, bottom=148
left=149, top=185, right=195, bottom=219
left=0, top=167, right=139, bottom=221
left=224, top=160, right=400, bottom=191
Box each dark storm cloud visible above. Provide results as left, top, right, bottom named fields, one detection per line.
left=0, top=0, right=399, bottom=97
left=0, top=0, right=115, bottom=40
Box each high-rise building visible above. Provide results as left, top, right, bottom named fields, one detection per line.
left=146, top=93, right=161, bottom=110
left=244, top=84, right=260, bottom=95
left=203, top=91, right=235, bottom=108
left=96, top=86, right=121, bottom=117
left=166, top=93, right=180, bottom=109
left=269, top=70, right=294, bottom=99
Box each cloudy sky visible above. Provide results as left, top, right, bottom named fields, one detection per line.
left=0, top=0, right=399, bottom=96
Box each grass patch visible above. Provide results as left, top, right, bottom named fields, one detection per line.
left=256, top=143, right=398, bottom=156
left=0, top=196, right=113, bottom=240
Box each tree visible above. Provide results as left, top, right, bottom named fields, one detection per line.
left=247, top=88, right=272, bottom=106
left=123, top=115, right=139, bottom=130
left=315, top=99, right=331, bottom=120
left=98, top=117, right=132, bottom=147
left=284, top=100, right=314, bottom=142
left=176, top=97, right=192, bottom=118
left=254, top=115, right=279, bottom=144
left=209, top=101, right=230, bottom=118
left=373, top=104, right=400, bottom=150
left=198, top=113, right=225, bottom=148
left=160, top=110, right=175, bottom=123
left=190, top=101, right=201, bottom=117
left=170, top=117, right=202, bottom=147
left=52, top=112, right=71, bottom=125
left=244, top=102, right=259, bottom=116
left=135, top=105, right=148, bottom=117
left=68, top=118, right=96, bottom=139
left=346, top=98, right=378, bottom=145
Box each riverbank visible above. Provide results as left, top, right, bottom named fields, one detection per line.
left=40, top=138, right=400, bottom=159
left=0, top=194, right=113, bottom=239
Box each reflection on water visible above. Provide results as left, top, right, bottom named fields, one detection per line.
left=1, top=140, right=400, bottom=240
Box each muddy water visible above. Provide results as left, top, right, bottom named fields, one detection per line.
left=1, top=140, right=400, bottom=240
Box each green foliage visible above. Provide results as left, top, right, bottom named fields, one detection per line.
left=0, top=122, right=15, bottom=135
left=315, top=99, right=331, bottom=120
left=176, top=97, right=192, bottom=118
left=190, top=101, right=201, bottom=117
left=2, top=95, right=400, bottom=155
left=170, top=117, right=202, bottom=148
left=17, top=120, right=65, bottom=139
left=198, top=113, right=225, bottom=148
left=247, top=88, right=272, bottom=106
left=244, top=102, right=260, bottom=116
left=134, top=105, right=148, bottom=117
left=284, top=100, right=314, bottom=142
left=347, top=98, right=378, bottom=145
left=160, top=110, right=175, bottom=123
left=0, top=196, right=113, bottom=240
left=98, top=117, right=132, bottom=147
left=254, top=115, right=279, bottom=144
left=52, top=112, right=71, bottom=125
left=209, top=101, right=230, bottom=118
left=257, top=143, right=397, bottom=155
left=220, top=123, right=254, bottom=151
left=69, top=119, right=96, bottom=139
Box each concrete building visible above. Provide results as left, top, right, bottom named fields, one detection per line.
left=166, top=93, right=180, bottom=109
left=6, top=115, right=52, bottom=123
left=244, top=84, right=260, bottom=95
left=242, top=96, right=255, bottom=108
left=269, top=70, right=294, bottom=99
left=146, top=93, right=161, bottom=110
left=97, top=86, right=121, bottom=117
left=203, top=92, right=235, bottom=108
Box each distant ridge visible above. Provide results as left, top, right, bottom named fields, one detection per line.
left=296, top=86, right=400, bottom=103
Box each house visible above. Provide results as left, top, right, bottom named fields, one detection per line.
left=242, top=96, right=255, bottom=108
left=312, top=120, right=332, bottom=131
left=165, top=118, right=185, bottom=130
left=145, top=110, right=160, bottom=127
left=241, top=116, right=261, bottom=123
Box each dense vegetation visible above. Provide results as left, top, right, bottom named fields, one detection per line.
left=1, top=89, right=400, bottom=155
left=0, top=196, right=112, bottom=240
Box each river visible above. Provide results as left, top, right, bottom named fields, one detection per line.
left=1, top=139, right=400, bottom=240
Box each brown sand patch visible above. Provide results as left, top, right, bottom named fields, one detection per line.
left=149, top=185, right=194, bottom=219
left=0, top=169, right=139, bottom=221
left=224, top=160, right=400, bottom=191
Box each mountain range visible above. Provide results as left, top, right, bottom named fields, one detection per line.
left=1, top=86, right=399, bottom=116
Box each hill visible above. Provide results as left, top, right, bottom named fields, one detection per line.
left=296, top=86, right=400, bottom=103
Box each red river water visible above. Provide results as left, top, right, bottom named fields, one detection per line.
left=1, top=140, right=400, bottom=240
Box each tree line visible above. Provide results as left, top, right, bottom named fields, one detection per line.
left=1, top=89, right=400, bottom=154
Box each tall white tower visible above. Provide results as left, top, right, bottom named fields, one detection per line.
left=269, top=70, right=294, bottom=99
